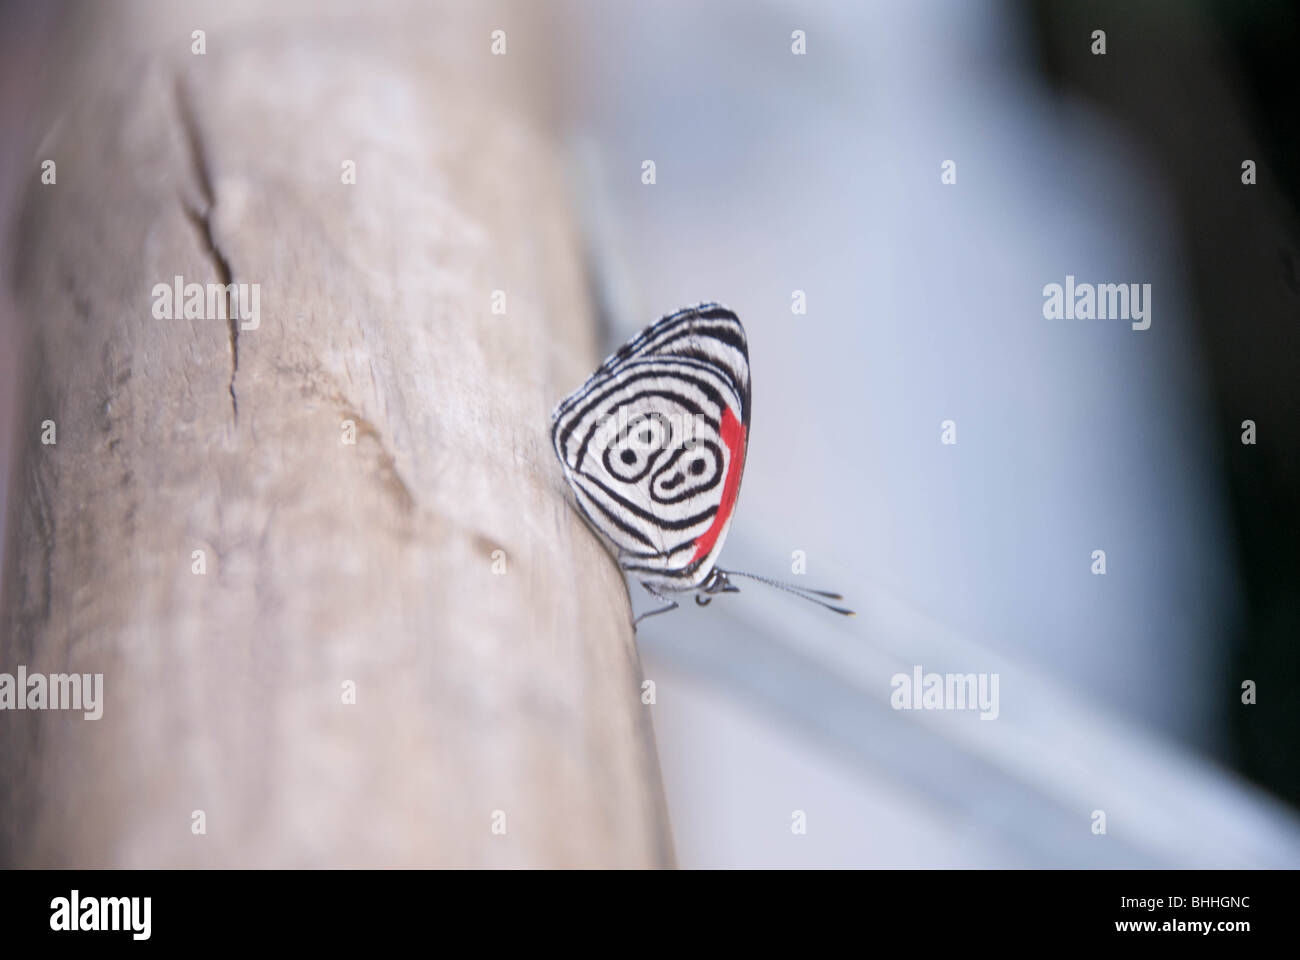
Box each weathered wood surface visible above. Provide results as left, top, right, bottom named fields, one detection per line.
left=0, top=1, right=673, bottom=867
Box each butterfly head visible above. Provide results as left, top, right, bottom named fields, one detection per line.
left=693, top=567, right=741, bottom=606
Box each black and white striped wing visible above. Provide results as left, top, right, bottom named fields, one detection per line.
left=551, top=303, right=751, bottom=590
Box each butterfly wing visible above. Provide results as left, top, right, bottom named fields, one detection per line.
left=551, top=303, right=751, bottom=590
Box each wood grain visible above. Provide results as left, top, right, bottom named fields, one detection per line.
left=0, top=0, right=673, bottom=868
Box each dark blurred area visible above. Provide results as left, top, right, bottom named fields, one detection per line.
left=1024, top=0, right=1300, bottom=806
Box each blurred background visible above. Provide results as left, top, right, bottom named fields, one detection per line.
left=549, top=0, right=1300, bottom=867
left=2, top=0, right=1298, bottom=866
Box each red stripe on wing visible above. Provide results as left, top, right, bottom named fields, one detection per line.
left=689, top=405, right=746, bottom=564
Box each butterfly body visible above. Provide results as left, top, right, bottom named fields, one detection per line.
left=552, top=302, right=851, bottom=622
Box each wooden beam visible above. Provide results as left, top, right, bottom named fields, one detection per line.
left=0, top=1, right=673, bottom=868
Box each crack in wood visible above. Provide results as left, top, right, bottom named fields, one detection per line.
left=175, top=77, right=239, bottom=425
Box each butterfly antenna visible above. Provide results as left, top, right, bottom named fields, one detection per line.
left=723, top=569, right=856, bottom=616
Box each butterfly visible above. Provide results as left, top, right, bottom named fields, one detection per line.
left=551, top=302, right=854, bottom=624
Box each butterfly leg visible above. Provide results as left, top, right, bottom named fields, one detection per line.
left=633, top=582, right=679, bottom=626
